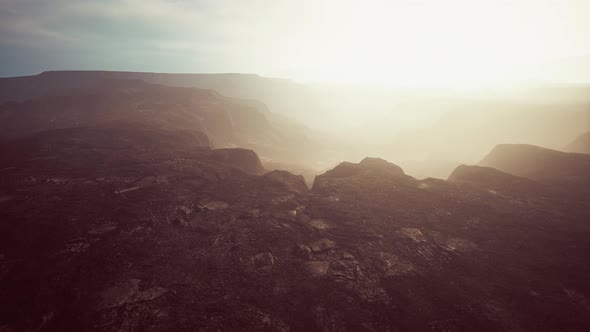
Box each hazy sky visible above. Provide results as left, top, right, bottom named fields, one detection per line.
left=1, top=0, right=589, bottom=87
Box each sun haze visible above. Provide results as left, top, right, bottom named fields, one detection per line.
left=2, top=0, right=590, bottom=88
left=1, top=1, right=590, bottom=331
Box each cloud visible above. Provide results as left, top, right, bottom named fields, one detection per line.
left=1, top=0, right=589, bottom=83
left=0, top=0, right=301, bottom=75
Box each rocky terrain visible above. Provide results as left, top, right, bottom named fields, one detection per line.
left=0, top=74, right=589, bottom=331
left=1, top=122, right=590, bottom=331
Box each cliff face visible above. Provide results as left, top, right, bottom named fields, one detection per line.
left=0, top=71, right=311, bottom=125
left=0, top=81, right=264, bottom=145
left=0, top=79, right=318, bottom=166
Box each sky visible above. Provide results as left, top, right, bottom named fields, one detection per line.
left=1, top=0, right=590, bottom=87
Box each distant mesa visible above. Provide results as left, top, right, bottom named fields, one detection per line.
left=0, top=70, right=268, bottom=103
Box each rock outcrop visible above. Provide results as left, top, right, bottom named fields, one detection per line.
left=312, top=157, right=411, bottom=193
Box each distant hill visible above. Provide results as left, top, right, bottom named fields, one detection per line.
left=382, top=101, right=590, bottom=163
left=563, top=131, right=590, bottom=154
left=0, top=70, right=327, bottom=126
left=3, top=70, right=590, bottom=179
left=0, top=70, right=292, bottom=103
left=478, top=144, right=590, bottom=189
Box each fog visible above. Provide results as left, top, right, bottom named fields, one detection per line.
left=1, top=70, right=587, bottom=182
left=231, top=80, right=590, bottom=180
left=2, top=0, right=590, bottom=181
left=3, top=1, right=590, bottom=329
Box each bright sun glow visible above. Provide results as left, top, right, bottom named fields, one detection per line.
left=269, top=0, right=590, bottom=88
left=1, top=0, right=589, bottom=88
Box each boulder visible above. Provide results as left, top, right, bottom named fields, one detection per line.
left=304, top=261, right=330, bottom=276
left=308, top=239, right=336, bottom=253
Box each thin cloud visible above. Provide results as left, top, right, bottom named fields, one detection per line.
left=1, top=0, right=589, bottom=82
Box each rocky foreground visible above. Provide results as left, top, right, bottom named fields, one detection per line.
left=1, top=125, right=589, bottom=331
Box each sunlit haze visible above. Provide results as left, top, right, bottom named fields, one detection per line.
left=1, top=2, right=590, bottom=329
left=0, top=0, right=589, bottom=168
left=2, top=0, right=590, bottom=88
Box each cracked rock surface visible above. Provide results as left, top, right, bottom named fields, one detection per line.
left=1, top=120, right=590, bottom=331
